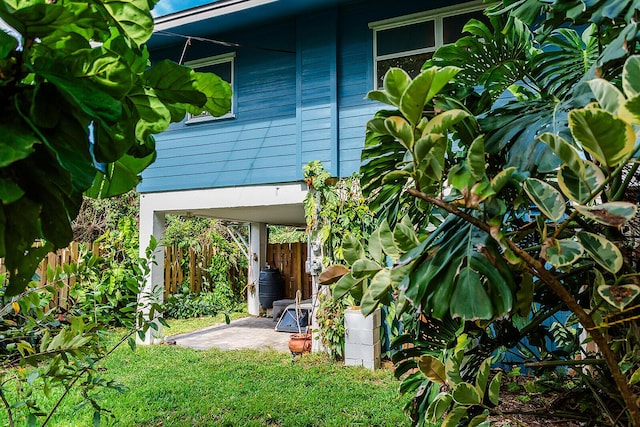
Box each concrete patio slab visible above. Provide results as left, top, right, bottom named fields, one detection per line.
left=168, top=316, right=293, bottom=352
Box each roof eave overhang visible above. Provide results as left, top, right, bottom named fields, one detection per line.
left=154, top=0, right=278, bottom=32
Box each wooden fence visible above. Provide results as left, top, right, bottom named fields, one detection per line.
left=1, top=241, right=308, bottom=304
left=163, top=243, right=246, bottom=298
left=266, top=242, right=311, bottom=300
left=0, top=242, right=100, bottom=310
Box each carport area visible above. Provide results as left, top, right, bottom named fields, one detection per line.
left=167, top=316, right=291, bottom=352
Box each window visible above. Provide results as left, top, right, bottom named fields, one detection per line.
left=185, top=52, right=235, bottom=123
left=370, top=3, right=486, bottom=88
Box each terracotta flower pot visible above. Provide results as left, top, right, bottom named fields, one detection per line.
left=288, top=333, right=312, bottom=354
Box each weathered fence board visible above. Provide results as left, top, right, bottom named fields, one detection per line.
left=2, top=241, right=308, bottom=309
left=266, top=242, right=311, bottom=300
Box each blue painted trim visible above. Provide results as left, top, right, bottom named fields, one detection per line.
left=295, top=18, right=303, bottom=180
left=329, top=9, right=339, bottom=177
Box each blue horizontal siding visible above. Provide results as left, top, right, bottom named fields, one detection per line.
left=141, top=0, right=479, bottom=193
left=296, top=9, right=338, bottom=178
left=139, top=22, right=298, bottom=193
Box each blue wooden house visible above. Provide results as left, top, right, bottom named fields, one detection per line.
left=139, top=0, right=485, bottom=331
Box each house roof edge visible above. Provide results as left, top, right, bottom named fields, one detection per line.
left=154, top=0, right=278, bottom=32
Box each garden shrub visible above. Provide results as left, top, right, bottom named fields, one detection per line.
left=70, top=217, right=141, bottom=328
left=163, top=282, right=245, bottom=320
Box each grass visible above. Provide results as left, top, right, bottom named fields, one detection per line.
left=3, top=318, right=410, bottom=427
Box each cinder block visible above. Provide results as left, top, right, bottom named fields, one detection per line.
left=361, top=356, right=381, bottom=370
left=345, top=326, right=380, bottom=346
left=344, top=356, right=381, bottom=371
left=344, top=308, right=381, bottom=330
left=345, top=340, right=381, bottom=361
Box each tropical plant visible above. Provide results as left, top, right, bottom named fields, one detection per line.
left=0, top=238, right=163, bottom=426
left=314, top=290, right=350, bottom=359
left=303, top=161, right=374, bottom=265
left=345, top=1, right=640, bottom=423
left=0, top=0, right=232, bottom=296
left=354, top=52, right=640, bottom=424
left=417, top=335, right=504, bottom=427
left=70, top=216, right=142, bottom=327
left=163, top=287, right=244, bottom=320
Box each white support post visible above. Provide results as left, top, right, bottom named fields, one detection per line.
left=308, top=239, right=324, bottom=352
left=138, top=196, right=166, bottom=345
left=248, top=222, right=267, bottom=316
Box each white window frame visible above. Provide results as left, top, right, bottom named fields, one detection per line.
left=185, top=52, right=235, bottom=123
left=369, top=1, right=485, bottom=89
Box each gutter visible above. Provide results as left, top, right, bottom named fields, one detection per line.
left=154, top=0, right=278, bottom=31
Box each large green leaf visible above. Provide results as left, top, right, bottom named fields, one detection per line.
left=42, top=113, right=96, bottom=192
left=574, top=202, right=638, bottom=227
left=423, top=109, right=471, bottom=134
left=359, top=285, right=380, bottom=316
left=450, top=267, right=494, bottom=320
left=576, top=231, right=623, bottom=273
left=490, top=167, right=517, bottom=193
left=332, top=272, right=364, bottom=301
left=569, top=108, right=636, bottom=167
left=426, top=393, right=453, bottom=422
left=452, top=382, right=482, bottom=405
left=366, top=268, right=392, bottom=300
left=557, top=161, right=604, bottom=204
left=36, top=61, right=123, bottom=124
left=622, top=55, right=640, bottom=97
left=12, top=3, right=76, bottom=38
left=99, top=0, right=153, bottom=46
left=384, top=116, right=414, bottom=150
left=414, top=133, right=446, bottom=182
left=538, top=133, right=584, bottom=176
left=72, top=47, right=135, bottom=100
left=393, top=220, right=420, bottom=252
left=469, top=250, right=514, bottom=316
left=86, top=152, right=154, bottom=198
left=0, top=122, right=38, bottom=168
left=129, top=87, right=172, bottom=139
left=377, top=220, right=400, bottom=261
left=466, top=135, right=485, bottom=181
left=488, top=372, right=503, bottom=406
left=0, top=178, right=24, bottom=204
left=399, top=68, right=437, bottom=127
left=587, top=78, right=626, bottom=114
left=3, top=197, right=54, bottom=296
left=351, top=259, right=381, bottom=279
left=475, top=358, right=491, bottom=395
left=522, top=178, right=566, bottom=221
left=418, top=355, right=446, bottom=384
left=188, top=72, right=232, bottom=118
left=469, top=414, right=490, bottom=427
left=619, top=94, right=640, bottom=125
left=145, top=60, right=205, bottom=106
left=531, top=26, right=599, bottom=99
left=380, top=67, right=412, bottom=107
left=366, top=226, right=383, bottom=264
left=442, top=406, right=468, bottom=427
left=399, top=66, right=461, bottom=127
left=424, top=16, right=532, bottom=112
left=545, top=238, right=584, bottom=268
left=342, top=233, right=364, bottom=265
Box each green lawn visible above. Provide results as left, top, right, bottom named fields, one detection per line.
left=4, top=318, right=410, bottom=427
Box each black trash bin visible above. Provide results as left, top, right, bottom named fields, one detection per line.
left=258, top=268, right=284, bottom=309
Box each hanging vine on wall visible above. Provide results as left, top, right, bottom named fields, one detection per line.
left=303, top=161, right=374, bottom=266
